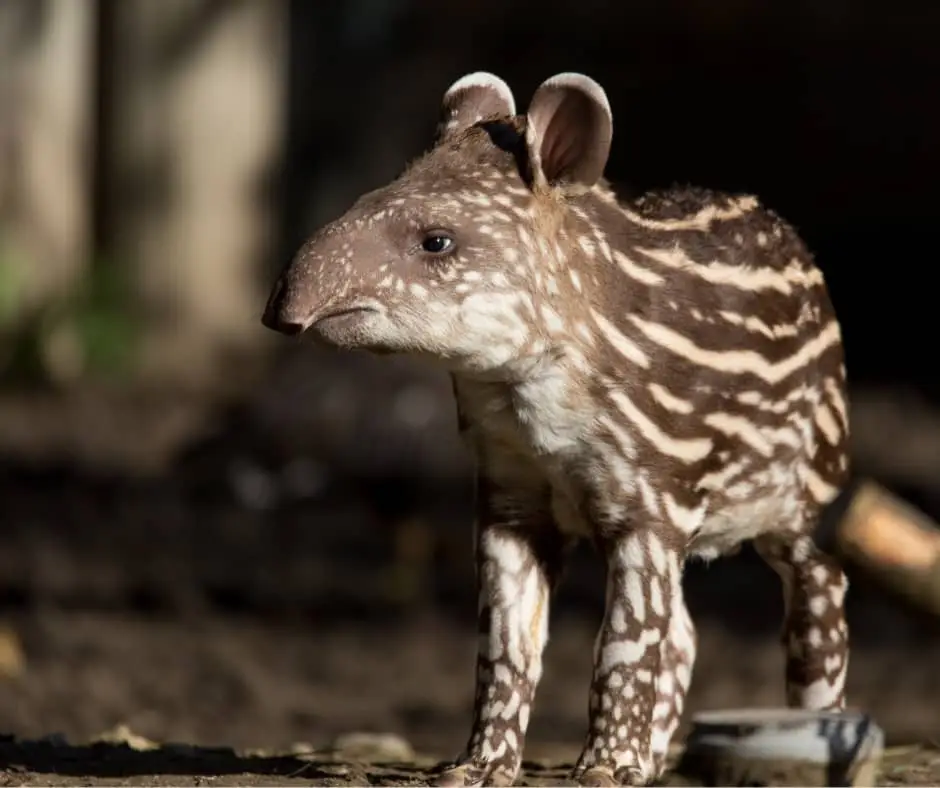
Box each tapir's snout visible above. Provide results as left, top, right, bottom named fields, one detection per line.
left=261, top=273, right=312, bottom=336
left=260, top=211, right=394, bottom=344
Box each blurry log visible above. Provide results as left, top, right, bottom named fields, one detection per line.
left=97, top=0, right=287, bottom=390
left=849, top=388, right=940, bottom=494
left=816, top=478, right=940, bottom=617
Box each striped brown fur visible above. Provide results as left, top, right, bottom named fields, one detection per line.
left=262, top=71, right=851, bottom=787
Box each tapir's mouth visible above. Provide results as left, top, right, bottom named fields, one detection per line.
left=312, top=305, right=379, bottom=327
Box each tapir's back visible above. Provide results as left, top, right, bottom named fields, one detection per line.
left=569, top=182, right=849, bottom=515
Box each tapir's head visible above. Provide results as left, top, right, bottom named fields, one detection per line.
left=261, top=71, right=613, bottom=376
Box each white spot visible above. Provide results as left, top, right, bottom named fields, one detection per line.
left=599, top=628, right=660, bottom=675
left=539, top=304, right=566, bottom=334
left=808, top=594, right=828, bottom=617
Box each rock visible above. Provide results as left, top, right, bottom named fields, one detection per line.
left=288, top=741, right=321, bottom=760
left=92, top=724, right=158, bottom=751
left=330, top=731, right=415, bottom=763
left=36, top=733, right=68, bottom=747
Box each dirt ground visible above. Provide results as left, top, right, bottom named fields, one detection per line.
left=0, top=348, right=939, bottom=785
left=0, top=608, right=939, bottom=786
left=0, top=733, right=937, bottom=787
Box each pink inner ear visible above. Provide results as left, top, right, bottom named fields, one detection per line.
left=542, top=120, right=584, bottom=181
left=529, top=82, right=611, bottom=188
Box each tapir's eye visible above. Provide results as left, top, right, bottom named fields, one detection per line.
left=421, top=232, right=455, bottom=254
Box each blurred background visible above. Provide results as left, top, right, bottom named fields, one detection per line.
left=0, top=0, right=938, bottom=764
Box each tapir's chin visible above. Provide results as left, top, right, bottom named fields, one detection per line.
left=306, top=306, right=393, bottom=354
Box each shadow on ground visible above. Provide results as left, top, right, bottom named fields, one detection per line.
left=2, top=734, right=939, bottom=786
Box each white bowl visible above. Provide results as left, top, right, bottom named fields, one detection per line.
left=677, top=707, right=884, bottom=786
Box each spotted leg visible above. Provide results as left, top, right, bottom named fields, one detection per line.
left=649, top=587, right=696, bottom=777
left=572, top=529, right=683, bottom=787
left=435, top=501, right=570, bottom=786
left=755, top=531, right=849, bottom=710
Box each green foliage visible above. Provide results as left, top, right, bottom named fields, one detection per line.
left=0, top=235, right=26, bottom=326
left=67, top=260, right=140, bottom=379
left=0, top=239, right=141, bottom=390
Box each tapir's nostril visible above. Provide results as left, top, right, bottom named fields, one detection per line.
left=261, top=276, right=307, bottom=335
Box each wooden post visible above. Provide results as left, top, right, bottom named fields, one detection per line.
left=97, top=0, right=287, bottom=390
left=0, top=0, right=94, bottom=324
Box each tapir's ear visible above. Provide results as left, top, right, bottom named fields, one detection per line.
left=524, top=73, right=612, bottom=192
left=436, top=72, right=517, bottom=141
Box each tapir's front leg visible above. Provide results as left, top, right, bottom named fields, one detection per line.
left=572, top=528, right=688, bottom=787
left=435, top=477, right=570, bottom=787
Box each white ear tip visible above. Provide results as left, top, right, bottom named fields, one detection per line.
left=540, top=72, right=611, bottom=116
left=447, top=71, right=508, bottom=95
left=444, top=71, right=517, bottom=116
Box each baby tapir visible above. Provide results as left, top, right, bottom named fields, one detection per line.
left=261, top=71, right=851, bottom=787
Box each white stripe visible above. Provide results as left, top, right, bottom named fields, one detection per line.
left=629, top=316, right=842, bottom=385
left=737, top=385, right=814, bottom=414
left=648, top=383, right=695, bottom=414
left=613, top=250, right=665, bottom=285
left=717, top=310, right=799, bottom=339
left=698, top=458, right=750, bottom=491
left=814, top=402, right=842, bottom=445
left=662, top=493, right=707, bottom=534
left=824, top=377, right=848, bottom=428
left=599, top=414, right=637, bottom=459
left=799, top=463, right=839, bottom=504
left=791, top=413, right=816, bottom=456
left=609, top=389, right=713, bottom=462
left=634, top=472, right=663, bottom=518
left=591, top=309, right=650, bottom=368
left=635, top=245, right=823, bottom=294
left=619, top=196, right=759, bottom=231
left=702, top=412, right=775, bottom=457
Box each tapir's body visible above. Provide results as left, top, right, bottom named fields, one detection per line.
left=263, top=72, right=850, bottom=786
